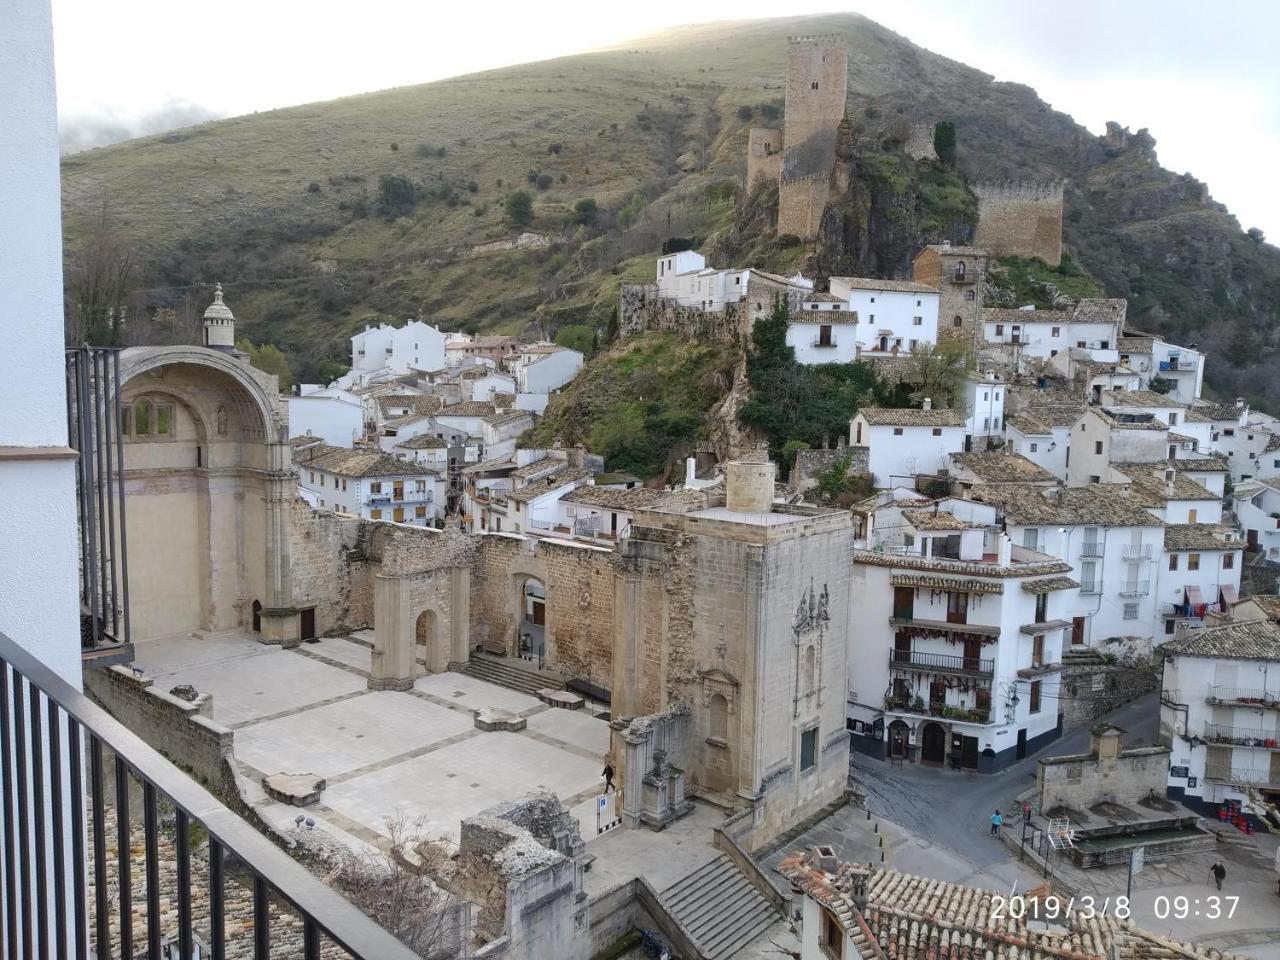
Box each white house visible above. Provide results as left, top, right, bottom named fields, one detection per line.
left=1232, top=477, right=1280, bottom=559
left=1157, top=524, right=1244, bottom=640
left=848, top=522, right=1068, bottom=772
left=349, top=319, right=447, bottom=377
left=470, top=371, right=516, bottom=402
left=295, top=444, right=444, bottom=525
left=1111, top=462, right=1222, bottom=524
left=512, top=344, right=584, bottom=396
left=1066, top=407, right=1168, bottom=487
left=981, top=299, right=1124, bottom=364
left=946, top=451, right=1058, bottom=494
left=1003, top=404, right=1081, bottom=482
left=850, top=403, right=966, bottom=488
left=786, top=292, right=859, bottom=364
left=1100, top=388, right=1188, bottom=430
left=828, top=277, right=939, bottom=355
left=961, top=372, right=1006, bottom=448
left=973, top=484, right=1164, bottom=649
left=286, top=387, right=364, bottom=447
left=1118, top=330, right=1205, bottom=402
left=1160, top=619, right=1280, bottom=819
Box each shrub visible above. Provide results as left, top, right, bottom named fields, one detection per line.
left=389, top=141, right=399, bottom=151
left=933, top=121, right=957, bottom=168
left=306, top=181, right=321, bottom=193
left=466, top=181, right=479, bottom=193
left=435, top=146, right=446, bottom=157
left=558, top=173, right=567, bottom=184
left=736, top=105, right=753, bottom=121
left=526, top=169, right=540, bottom=184
left=504, top=190, right=534, bottom=227
left=573, top=198, right=599, bottom=226
left=377, top=174, right=419, bottom=217
left=535, top=173, right=554, bottom=191
left=548, top=142, right=562, bottom=155
left=415, top=143, right=434, bottom=157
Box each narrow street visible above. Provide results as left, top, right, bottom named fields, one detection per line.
left=850, top=693, right=1161, bottom=870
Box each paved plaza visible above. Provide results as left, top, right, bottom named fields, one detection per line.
left=132, top=632, right=611, bottom=851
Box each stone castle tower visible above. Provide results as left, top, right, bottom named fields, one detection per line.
left=973, top=179, right=1065, bottom=266
left=745, top=36, right=849, bottom=242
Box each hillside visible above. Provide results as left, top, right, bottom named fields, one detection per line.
left=61, top=13, right=1280, bottom=406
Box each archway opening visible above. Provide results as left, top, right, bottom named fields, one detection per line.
left=888, top=720, right=910, bottom=759
left=516, top=577, right=546, bottom=662
left=921, top=722, right=947, bottom=764
left=251, top=599, right=262, bottom=633
left=415, top=609, right=438, bottom=676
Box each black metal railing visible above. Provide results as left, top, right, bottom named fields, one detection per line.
left=889, top=649, right=994, bottom=676
left=0, top=628, right=420, bottom=960
left=65, top=347, right=131, bottom=664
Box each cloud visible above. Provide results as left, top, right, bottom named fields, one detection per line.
left=59, top=99, right=222, bottom=154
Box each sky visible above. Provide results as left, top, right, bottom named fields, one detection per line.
left=51, top=0, right=1280, bottom=239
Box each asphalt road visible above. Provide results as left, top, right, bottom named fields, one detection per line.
left=850, top=693, right=1161, bottom=870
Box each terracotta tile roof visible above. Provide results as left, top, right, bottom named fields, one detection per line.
left=1112, top=465, right=1219, bottom=503
left=436, top=400, right=499, bottom=419
left=1005, top=414, right=1052, bottom=436
left=1116, top=335, right=1153, bottom=351
left=1170, top=456, right=1228, bottom=473
left=832, top=277, right=939, bottom=294
left=301, top=445, right=436, bottom=478
left=394, top=434, right=448, bottom=449
left=462, top=456, right=517, bottom=475
left=289, top=434, right=325, bottom=448
left=791, top=309, right=860, bottom=325
left=376, top=393, right=424, bottom=414
left=803, top=290, right=845, bottom=303
left=854, top=549, right=1072, bottom=578
left=1093, top=409, right=1165, bottom=431
left=1163, top=523, right=1242, bottom=552
left=1022, top=576, right=1080, bottom=593
left=1027, top=403, right=1086, bottom=427
left=1162, top=618, right=1280, bottom=661
left=889, top=573, right=1003, bottom=594
left=981, top=307, right=1070, bottom=325
left=1188, top=402, right=1244, bottom=422
left=512, top=457, right=568, bottom=481
left=970, top=484, right=1160, bottom=526
left=858, top=406, right=965, bottom=427
left=949, top=452, right=1056, bottom=483
left=490, top=410, right=533, bottom=428
left=1071, top=298, right=1128, bottom=324
left=507, top=468, right=591, bottom=502
left=1101, top=389, right=1184, bottom=409
left=901, top=509, right=969, bottom=531
left=561, top=485, right=669, bottom=511
left=919, top=243, right=987, bottom=256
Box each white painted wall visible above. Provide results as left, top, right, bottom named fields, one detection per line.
left=963, top=377, right=1005, bottom=439
left=286, top=392, right=364, bottom=447
left=470, top=373, right=515, bottom=401
left=518, top=350, right=583, bottom=394
left=830, top=284, right=939, bottom=354
left=850, top=417, right=965, bottom=488
left=1007, top=423, right=1070, bottom=482
left=0, top=0, right=82, bottom=685
left=787, top=321, right=857, bottom=365
left=1155, top=546, right=1242, bottom=640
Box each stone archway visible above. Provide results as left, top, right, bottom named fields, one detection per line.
left=415, top=608, right=438, bottom=676
left=514, top=576, right=547, bottom=663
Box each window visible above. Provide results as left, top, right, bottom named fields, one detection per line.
left=1223, top=552, right=1234, bottom=570
left=1094, top=441, right=1103, bottom=455
left=1029, top=681, right=1042, bottom=714
left=370, top=509, right=383, bottom=520
left=1034, top=591, right=1048, bottom=622
left=804, top=645, right=816, bottom=694
left=415, top=505, right=426, bottom=519
left=913, top=316, right=923, bottom=326
left=1169, top=554, right=1179, bottom=571
left=953, top=315, right=963, bottom=327
left=822, top=910, right=844, bottom=959
left=932, top=427, right=942, bottom=436
left=1032, top=634, right=1045, bottom=668
left=810, top=80, right=819, bottom=90
left=1080, top=560, right=1097, bottom=592
left=1167, top=412, right=1180, bottom=426
left=909, top=339, right=918, bottom=350
left=800, top=727, right=818, bottom=771
left=946, top=591, right=969, bottom=623
left=342, top=479, right=348, bottom=491
left=983, top=391, right=989, bottom=401
left=371, top=482, right=383, bottom=493
left=995, top=324, right=1004, bottom=336
left=1077, top=340, right=1087, bottom=349
left=893, top=427, right=904, bottom=436
left=818, top=324, right=833, bottom=346
left=1023, top=527, right=1039, bottom=551
left=1051, top=326, right=1060, bottom=337
left=1089, top=475, right=1100, bottom=484
left=966, top=290, right=975, bottom=301
left=309, top=472, right=315, bottom=483
left=1029, top=442, right=1038, bottom=453
left=893, top=586, right=914, bottom=621
left=1188, top=553, right=1200, bottom=571
left=1188, top=508, right=1197, bottom=523
left=995, top=391, right=1001, bottom=401
left=1123, top=603, right=1138, bottom=620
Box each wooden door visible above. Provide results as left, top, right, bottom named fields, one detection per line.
left=947, top=592, right=968, bottom=624
left=1071, top=616, right=1085, bottom=646
left=300, top=607, right=316, bottom=641
left=531, top=600, right=546, bottom=626
left=1032, top=634, right=1045, bottom=669
left=893, top=587, right=914, bottom=621
left=921, top=723, right=946, bottom=764
left=929, top=680, right=946, bottom=710
left=393, top=481, right=404, bottom=500
left=963, top=637, right=982, bottom=671
left=893, top=633, right=911, bottom=665
left=961, top=736, right=979, bottom=769
left=1016, top=729, right=1028, bottom=760
left=393, top=506, right=405, bottom=522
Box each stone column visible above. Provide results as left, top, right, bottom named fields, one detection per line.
left=448, top=565, right=471, bottom=668
left=370, top=573, right=414, bottom=690
left=258, top=439, right=300, bottom=646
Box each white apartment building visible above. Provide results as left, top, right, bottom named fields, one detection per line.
left=973, top=484, right=1164, bottom=648
left=848, top=518, right=1069, bottom=773
left=786, top=293, right=859, bottom=364
left=850, top=404, right=966, bottom=488
left=1112, top=462, right=1222, bottom=524
left=1158, top=524, right=1244, bottom=639
left=1232, top=478, right=1280, bottom=559
left=1004, top=404, right=1081, bottom=482
left=349, top=319, right=447, bottom=377
left=981, top=299, right=1124, bottom=362
left=1066, top=407, right=1168, bottom=486
left=1117, top=331, right=1205, bottom=402
left=1160, top=619, right=1280, bottom=818
left=962, top=372, right=1006, bottom=447
left=286, top=386, right=364, bottom=447
left=828, top=277, right=940, bottom=355
left=295, top=445, right=444, bottom=524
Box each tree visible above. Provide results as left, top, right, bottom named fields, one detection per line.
left=1147, top=374, right=1173, bottom=395
left=66, top=200, right=135, bottom=345
left=933, top=121, right=957, bottom=168
left=781, top=439, right=810, bottom=475
left=504, top=190, right=534, bottom=227
left=554, top=323, right=594, bottom=355
left=572, top=198, right=599, bottom=226
left=236, top=339, right=293, bottom=391
left=535, top=173, right=554, bottom=191
left=902, top=341, right=970, bottom=409
left=1247, top=227, right=1266, bottom=247
left=377, top=174, right=418, bottom=217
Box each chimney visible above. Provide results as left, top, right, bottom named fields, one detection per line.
left=725, top=446, right=776, bottom=514
left=1166, top=479, right=1175, bottom=498
left=942, top=240, right=952, bottom=249
left=1236, top=398, right=1245, bottom=409
left=922, top=397, right=933, bottom=411
left=997, top=532, right=1012, bottom=567
left=685, top=457, right=697, bottom=486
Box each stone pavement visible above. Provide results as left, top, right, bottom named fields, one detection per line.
left=131, top=632, right=612, bottom=851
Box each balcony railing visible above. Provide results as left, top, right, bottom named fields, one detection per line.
left=0, top=628, right=420, bottom=960
left=1162, top=601, right=1222, bottom=621
left=889, top=649, right=994, bottom=677
left=1121, top=544, right=1153, bottom=561
left=1206, top=684, right=1280, bottom=709
left=1118, top=580, right=1150, bottom=597
left=883, top=697, right=991, bottom=724
left=1158, top=359, right=1199, bottom=372
left=1203, top=762, right=1278, bottom=787
left=810, top=339, right=839, bottom=348
left=1079, top=541, right=1104, bottom=558
left=1078, top=579, right=1101, bottom=595
left=1203, top=723, right=1280, bottom=749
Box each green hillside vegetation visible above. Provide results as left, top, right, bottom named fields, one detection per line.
left=986, top=255, right=1105, bottom=310
left=523, top=333, right=736, bottom=477
left=61, top=13, right=1280, bottom=406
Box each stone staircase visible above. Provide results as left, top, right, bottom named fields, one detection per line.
left=658, top=855, right=780, bottom=960
left=458, top=653, right=566, bottom=698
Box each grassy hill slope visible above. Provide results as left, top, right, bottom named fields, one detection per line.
left=61, top=13, right=1280, bottom=405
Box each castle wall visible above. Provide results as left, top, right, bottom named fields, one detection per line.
left=974, top=181, right=1065, bottom=266
left=746, top=127, right=782, bottom=191
left=777, top=175, right=831, bottom=241
left=904, top=122, right=938, bottom=162
left=783, top=36, right=849, bottom=155
left=289, top=499, right=374, bottom=636
left=618, top=284, right=747, bottom=344
left=912, top=246, right=987, bottom=348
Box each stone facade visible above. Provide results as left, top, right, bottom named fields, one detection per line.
left=618, top=277, right=800, bottom=345
left=973, top=180, right=1065, bottom=267
left=903, top=121, right=938, bottom=162
left=778, top=175, right=834, bottom=242
left=791, top=446, right=870, bottom=494
left=746, top=127, right=782, bottom=191
left=1058, top=652, right=1161, bottom=733
left=912, top=244, right=989, bottom=349
left=289, top=499, right=374, bottom=635
left=1036, top=725, right=1169, bottom=814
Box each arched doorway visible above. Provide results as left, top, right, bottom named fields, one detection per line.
left=415, top=609, right=437, bottom=675
left=879, top=335, right=889, bottom=352
left=251, top=600, right=262, bottom=633
left=888, top=720, right=910, bottom=759
left=516, top=577, right=546, bottom=662
left=921, top=722, right=947, bottom=765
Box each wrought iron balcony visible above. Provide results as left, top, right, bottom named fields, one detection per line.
left=1203, top=761, right=1279, bottom=787
left=1206, top=684, right=1280, bottom=709
left=1118, top=580, right=1150, bottom=597
left=1121, top=544, right=1154, bottom=561
left=1079, top=541, right=1104, bottom=558
left=882, top=696, right=992, bottom=724
left=0, top=628, right=419, bottom=960
left=889, top=649, right=994, bottom=677
left=1203, top=722, right=1280, bottom=749
left=1158, top=359, right=1199, bottom=372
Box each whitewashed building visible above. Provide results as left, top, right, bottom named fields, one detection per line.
left=1160, top=619, right=1280, bottom=819
left=848, top=517, right=1070, bottom=772
left=1117, top=331, right=1205, bottom=402
left=348, top=319, right=447, bottom=378
left=786, top=292, right=860, bottom=364
left=1232, top=478, right=1280, bottom=559
left=286, top=386, right=364, bottom=447
left=981, top=299, right=1124, bottom=363
left=828, top=277, right=940, bottom=355
left=850, top=404, right=966, bottom=489
left=961, top=372, right=1006, bottom=448
left=1003, top=404, right=1081, bottom=482
left=295, top=444, right=444, bottom=524
left=511, top=343, right=584, bottom=405
left=1158, top=524, right=1244, bottom=640
left=1066, top=407, right=1168, bottom=487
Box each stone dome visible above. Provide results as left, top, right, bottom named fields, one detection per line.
left=203, top=283, right=235, bottom=322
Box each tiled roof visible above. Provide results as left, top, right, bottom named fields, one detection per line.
left=490, top=410, right=533, bottom=428
left=1116, top=335, right=1153, bottom=351
left=289, top=434, right=325, bottom=448
left=1005, top=414, right=1051, bottom=436
left=971, top=484, right=1160, bottom=527
left=561, top=485, right=669, bottom=511
left=1170, top=456, right=1228, bottom=473
left=901, top=509, right=969, bottom=531
left=508, top=468, right=591, bottom=502
left=301, top=445, right=435, bottom=478
left=981, top=307, right=1070, bottom=325
left=1235, top=594, right=1280, bottom=619
left=1071, top=298, right=1128, bottom=324
left=889, top=573, right=1003, bottom=594
left=1027, top=403, right=1085, bottom=427
left=803, top=290, right=846, bottom=303
left=1101, top=389, right=1184, bottom=409
left=858, top=407, right=965, bottom=427
left=394, top=435, right=447, bottom=450
left=512, top=457, right=568, bottom=481
left=462, top=456, right=517, bottom=475
left=519, top=341, right=562, bottom=355
left=1163, top=523, right=1241, bottom=552
left=1188, top=402, right=1242, bottom=422
left=1022, top=576, right=1080, bottom=594
left=949, top=452, right=1056, bottom=483
left=1093, top=409, right=1165, bottom=431
left=791, top=310, right=860, bottom=325
left=435, top=400, right=498, bottom=419
left=376, top=393, right=424, bottom=414
left=1112, top=465, right=1219, bottom=503
left=854, top=549, right=1072, bottom=578
left=832, top=277, right=939, bottom=294
left=1162, top=619, right=1280, bottom=661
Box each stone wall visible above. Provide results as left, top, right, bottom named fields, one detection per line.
left=1058, top=655, right=1161, bottom=732
left=792, top=446, right=870, bottom=493
left=289, top=499, right=373, bottom=636
left=777, top=175, right=831, bottom=241
left=904, top=122, right=937, bottom=161
left=471, top=533, right=616, bottom=692
left=618, top=284, right=746, bottom=344
left=84, top=665, right=236, bottom=798
left=746, top=127, right=782, bottom=190
left=1037, top=744, right=1170, bottom=813
left=973, top=180, right=1065, bottom=267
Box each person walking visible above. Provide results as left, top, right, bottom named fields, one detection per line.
left=1210, top=861, right=1226, bottom=891
left=990, top=810, right=1003, bottom=837
left=602, top=760, right=615, bottom=793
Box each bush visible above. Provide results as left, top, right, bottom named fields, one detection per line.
left=548, top=142, right=562, bottom=155
left=558, top=173, right=567, bottom=184
left=933, top=121, right=956, bottom=168
left=554, top=323, right=594, bottom=355
left=526, top=169, right=540, bottom=184
left=466, top=181, right=478, bottom=193
left=736, top=105, right=753, bottom=121
left=573, top=198, right=599, bottom=226
left=377, top=174, right=419, bottom=217
left=306, top=181, right=320, bottom=193
left=535, top=173, right=554, bottom=191
left=504, top=190, right=534, bottom=227
left=389, top=141, right=399, bottom=151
